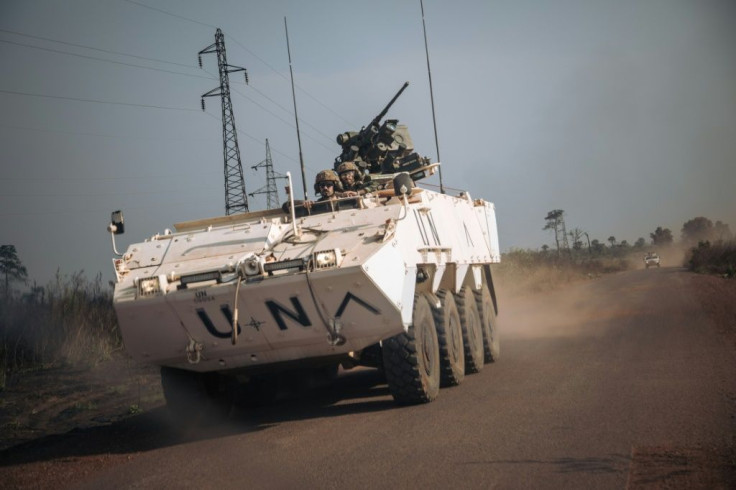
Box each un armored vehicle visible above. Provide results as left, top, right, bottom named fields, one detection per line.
left=107, top=84, right=501, bottom=418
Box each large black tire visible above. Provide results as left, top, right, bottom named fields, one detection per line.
left=432, top=289, right=465, bottom=387
left=382, top=294, right=440, bottom=404
left=160, top=366, right=230, bottom=425
left=455, top=286, right=484, bottom=374
left=475, top=284, right=500, bottom=363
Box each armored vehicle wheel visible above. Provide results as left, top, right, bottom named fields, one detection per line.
left=432, top=289, right=465, bottom=387
left=160, top=366, right=230, bottom=424
left=475, top=284, right=500, bottom=363
left=382, top=294, right=440, bottom=404
left=456, top=286, right=484, bottom=374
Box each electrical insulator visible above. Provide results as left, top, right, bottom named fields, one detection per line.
left=198, top=55, right=202, bottom=68
left=244, top=71, right=249, bottom=84
left=201, top=99, right=205, bottom=111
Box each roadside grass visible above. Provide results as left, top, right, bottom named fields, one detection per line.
left=686, top=240, right=736, bottom=278
left=0, top=271, right=122, bottom=389
left=494, top=248, right=634, bottom=296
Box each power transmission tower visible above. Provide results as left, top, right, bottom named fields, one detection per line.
left=199, top=28, right=250, bottom=215
left=249, top=139, right=287, bottom=210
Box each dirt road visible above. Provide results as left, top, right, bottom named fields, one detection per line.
left=1, top=268, right=735, bottom=489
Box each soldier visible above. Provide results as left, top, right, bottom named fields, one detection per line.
left=299, top=169, right=343, bottom=213
left=313, top=169, right=342, bottom=201
left=336, top=161, right=378, bottom=196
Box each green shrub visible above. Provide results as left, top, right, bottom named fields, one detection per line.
left=687, top=240, right=736, bottom=277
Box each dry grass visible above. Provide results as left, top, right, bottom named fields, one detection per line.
left=494, top=248, right=634, bottom=297
left=0, top=271, right=122, bottom=388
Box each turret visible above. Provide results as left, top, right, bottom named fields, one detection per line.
left=334, top=82, right=430, bottom=177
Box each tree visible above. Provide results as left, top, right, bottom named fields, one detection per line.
left=714, top=221, right=733, bottom=241
left=543, top=210, right=568, bottom=253
left=608, top=236, right=616, bottom=248
left=568, top=228, right=586, bottom=251
left=681, top=217, right=714, bottom=246
left=0, top=245, right=28, bottom=299
left=634, top=237, right=646, bottom=248
left=590, top=239, right=605, bottom=254
left=650, top=226, right=673, bottom=246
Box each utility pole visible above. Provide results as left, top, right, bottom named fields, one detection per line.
left=199, top=28, right=249, bottom=215
left=250, top=139, right=287, bottom=210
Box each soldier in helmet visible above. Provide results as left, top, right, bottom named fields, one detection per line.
left=336, top=161, right=378, bottom=196
left=313, top=169, right=342, bottom=201
left=299, top=169, right=343, bottom=212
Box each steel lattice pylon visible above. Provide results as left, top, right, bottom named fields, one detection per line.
left=199, top=28, right=249, bottom=215
left=249, top=139, right=287, bottom=210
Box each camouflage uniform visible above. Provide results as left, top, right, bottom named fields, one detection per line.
left=336, top=161, right=379, bottom=195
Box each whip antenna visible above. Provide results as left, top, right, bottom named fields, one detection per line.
left=284, top=17, right=309, bottom=199
left=420, top=0, right=445, bottom=194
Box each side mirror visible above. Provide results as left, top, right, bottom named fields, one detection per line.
left=110, top=210, right=125, bottom=235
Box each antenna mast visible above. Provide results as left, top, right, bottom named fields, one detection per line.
left=199, top=28, right=250, bottom=215
left=420, top=0, right=445, bottom=194
left=284, top=17, right=309, bottom=200
left=250, top=139, right=287, bottom=210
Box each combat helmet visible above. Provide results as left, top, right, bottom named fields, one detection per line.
left=313, top=169, right=342, bottom=195
left=336, top=161, right=363, bottom=182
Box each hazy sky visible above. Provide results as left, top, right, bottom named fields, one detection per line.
left=1, top=0, right=735, bottom=285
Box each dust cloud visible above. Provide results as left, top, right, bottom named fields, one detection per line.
left=495, top=270, right=648, bottom=341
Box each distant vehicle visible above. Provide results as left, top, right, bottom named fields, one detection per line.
left=644, top=252, right=661, bottom=268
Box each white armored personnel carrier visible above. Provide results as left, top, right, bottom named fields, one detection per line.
left=107, top=85, right=501, bottom=418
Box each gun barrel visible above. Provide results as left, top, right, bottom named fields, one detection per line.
left=370, top=81, right=409, bottom=127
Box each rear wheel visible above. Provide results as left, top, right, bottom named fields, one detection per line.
left=383, top=294, right=440, bottom=404
left=475, top=284, right=500, bottom=363
left=432, top=289, right=465, bottom=387
left=456, top=286, right=484, bottom=374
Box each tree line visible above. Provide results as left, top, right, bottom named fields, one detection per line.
left=541, top=211, right=733, bottom=256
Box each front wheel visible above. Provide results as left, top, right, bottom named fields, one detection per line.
left=383, top=294, right=440, bottom=404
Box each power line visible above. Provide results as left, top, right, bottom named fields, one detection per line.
left=0, top=122, right=212, bottom=142
left=0, top=173, right=218, bottom=182
left=0, top=186, right=221, bottom=198
left=0, top=88, right=199, bottom=111
left=1, top=21, right=348, bottom=150
left=0, top=38, right=214, bottom=81
left=123, top=0, right=217, bottom=30
left=0, top=28, right=195, bottom=69
left=122, top=0, right=358, bottom=128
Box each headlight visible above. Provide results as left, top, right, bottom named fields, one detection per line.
left=240, top=256, right=262, bottom=276
left=313, top=249, right=341, bottom=269
left=137, top=276, right=161, bottom=297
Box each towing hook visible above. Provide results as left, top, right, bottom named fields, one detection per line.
left=327, top=333, right=346, bottom=347
left=327, top=317, right=346, bottom=346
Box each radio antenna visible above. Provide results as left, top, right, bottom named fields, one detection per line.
left=420, top=0, right=445, bottom=194
left=284, top=17, right=309, bottom=200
